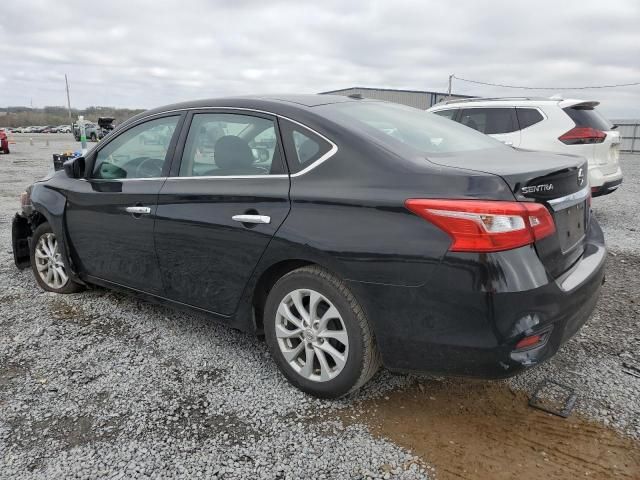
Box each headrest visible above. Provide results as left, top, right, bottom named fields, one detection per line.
left=214, top=136, right=254, bottom=170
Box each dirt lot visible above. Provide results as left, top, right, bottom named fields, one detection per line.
left=1, top=134, right=639, bottom=479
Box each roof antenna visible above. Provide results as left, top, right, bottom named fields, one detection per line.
left=348, top=93, right=364, bottom=99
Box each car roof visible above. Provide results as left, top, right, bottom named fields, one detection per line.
left=428, top=97, right=598, bottom=110
left=120, top=94, right=366, bottom=130
left=118, top=94, right=376, bottom=130
left=142, top=94, right=356, bottom=114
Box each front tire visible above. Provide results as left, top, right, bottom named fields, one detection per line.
left=264, top=266, right=380, bottom=398
left=30, top=223, right=83, bottom=294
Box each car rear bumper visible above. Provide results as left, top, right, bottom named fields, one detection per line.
left=588, top=164, right=622, bottom=189
left=591, top=176, right=623, bottom=197
left=349, top=217, right=606, bottom=378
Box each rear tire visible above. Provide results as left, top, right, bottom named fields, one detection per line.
left=30, top=223, right=83, bottom=294
left=264, top=266, right=381, bottom=398
left=90, top=133, right=97, bottom=142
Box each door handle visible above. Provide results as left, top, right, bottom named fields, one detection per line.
left=125, top=206, right=151, bottom=215
left=232, top=214, right=271, bottom=224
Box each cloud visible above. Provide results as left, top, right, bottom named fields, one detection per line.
left=1, top=0, right=639, bottom=117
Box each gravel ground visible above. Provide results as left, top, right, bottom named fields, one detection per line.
left=1, top=134, right=638, bottom=478
left=0, top=135, right=426, bottom=479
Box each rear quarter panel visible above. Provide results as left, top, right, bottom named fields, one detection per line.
left=273, top=139, right=513, bottom=288
left=520, top=105, right=594, bottom=160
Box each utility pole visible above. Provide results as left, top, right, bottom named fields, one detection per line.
left=65, top=74, right=73, bottom=125
left=447, top=74, right=454, bottom=100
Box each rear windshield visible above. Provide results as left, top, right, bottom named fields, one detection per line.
left=564, top=107, right=612, bottom=131
left=317, top=101, right=503, bottom=154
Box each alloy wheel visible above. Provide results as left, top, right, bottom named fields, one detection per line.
left=275, top=289, right=349, bottom=382
left=34, top=233, right=69, bottom=290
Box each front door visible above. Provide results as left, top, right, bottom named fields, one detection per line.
left=65, top=114, right=183, bottom=293
left=154, top=110, right=290, bottom=315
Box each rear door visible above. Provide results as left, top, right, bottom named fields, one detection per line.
left=154, top=110, right=290, bottom=315
left=65, top=114, right=183, bottom=293
left=458, top=107, right=522, bottom=147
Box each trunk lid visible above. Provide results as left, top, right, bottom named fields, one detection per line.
left=427, top=148, right=589, bottom=277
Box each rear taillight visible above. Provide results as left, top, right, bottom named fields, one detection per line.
left=405, top=199, right=555, bottom=253
left=558, top=127, right=606, bottom=145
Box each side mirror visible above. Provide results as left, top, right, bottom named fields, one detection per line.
left=63, top=156, right=86, bottom=179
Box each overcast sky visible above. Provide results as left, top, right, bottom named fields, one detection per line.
left=1, top=0, right=639, bottom=117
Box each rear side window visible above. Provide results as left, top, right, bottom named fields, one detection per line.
left=564, top=107, right=612, bottom=131
left=432, top=109, right=457, bottom=120
left=279, top=119, right=333, bottom=174
left=458, top=108, right=518, bottom=134
left=516, top=108, right=544, bottom=129
left=178, top=113, right=284, bottom=177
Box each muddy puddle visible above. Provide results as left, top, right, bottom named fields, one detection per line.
left=340, top=380, right=639, bottom=479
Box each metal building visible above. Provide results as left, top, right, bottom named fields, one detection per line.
left=319, top=87, right=473, bottom=110
left=611, top=119, right=640, bottom=153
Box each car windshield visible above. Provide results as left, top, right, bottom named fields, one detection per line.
left=318, top=101, right=504, bottom=154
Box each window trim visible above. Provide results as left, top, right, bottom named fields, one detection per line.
left=85, top=112, right=185, bottom=182
left=169, top=109, right=288, bottom=179
left=86, top=106, right=338, bottom=181
left=278, top=118, right=337, bottom=176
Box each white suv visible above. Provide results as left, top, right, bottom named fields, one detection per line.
left=427, top=97, right=623, bottom=196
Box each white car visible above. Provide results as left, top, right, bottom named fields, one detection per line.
left=428, top=97, right=623, bottom=196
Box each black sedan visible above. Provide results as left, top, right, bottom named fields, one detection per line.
left=12, top=95, right=606, bottom=398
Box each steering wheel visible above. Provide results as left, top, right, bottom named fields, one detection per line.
left=129, top=157, right=164, bottom=178
left=253, top=164, right=270, bottom=174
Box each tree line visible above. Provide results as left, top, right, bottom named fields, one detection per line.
left=0, top=106, right=145, bottom=128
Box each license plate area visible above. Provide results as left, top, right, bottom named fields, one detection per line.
left=554, top=201, right=586, bottom=253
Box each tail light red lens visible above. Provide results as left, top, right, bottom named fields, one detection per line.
left=405, top=199, right=555, bottom=252
left=558, top=127, right=606, bottom=145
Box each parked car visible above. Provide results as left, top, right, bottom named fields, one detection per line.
left=428, top=97, right=622, bottom=197
left=56, top=125, right=72, bottom=134
left=0, top=129, right=9, bottom=154
left=73, top=122, right=103, bottom=142
left=12, top=95, right=606, bottom=398
left=42, top=126, right=57, bottom=133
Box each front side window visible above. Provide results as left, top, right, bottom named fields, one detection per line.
left=178, top=113, right=282, bottom=177
left=459, top=108, right=518, bottom=134
left=92, top=116, right=179, bottom=179
left=432, top=109, right=457, bottom=120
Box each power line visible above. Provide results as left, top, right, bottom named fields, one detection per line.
left=452, top=75, right=640, bottom=90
